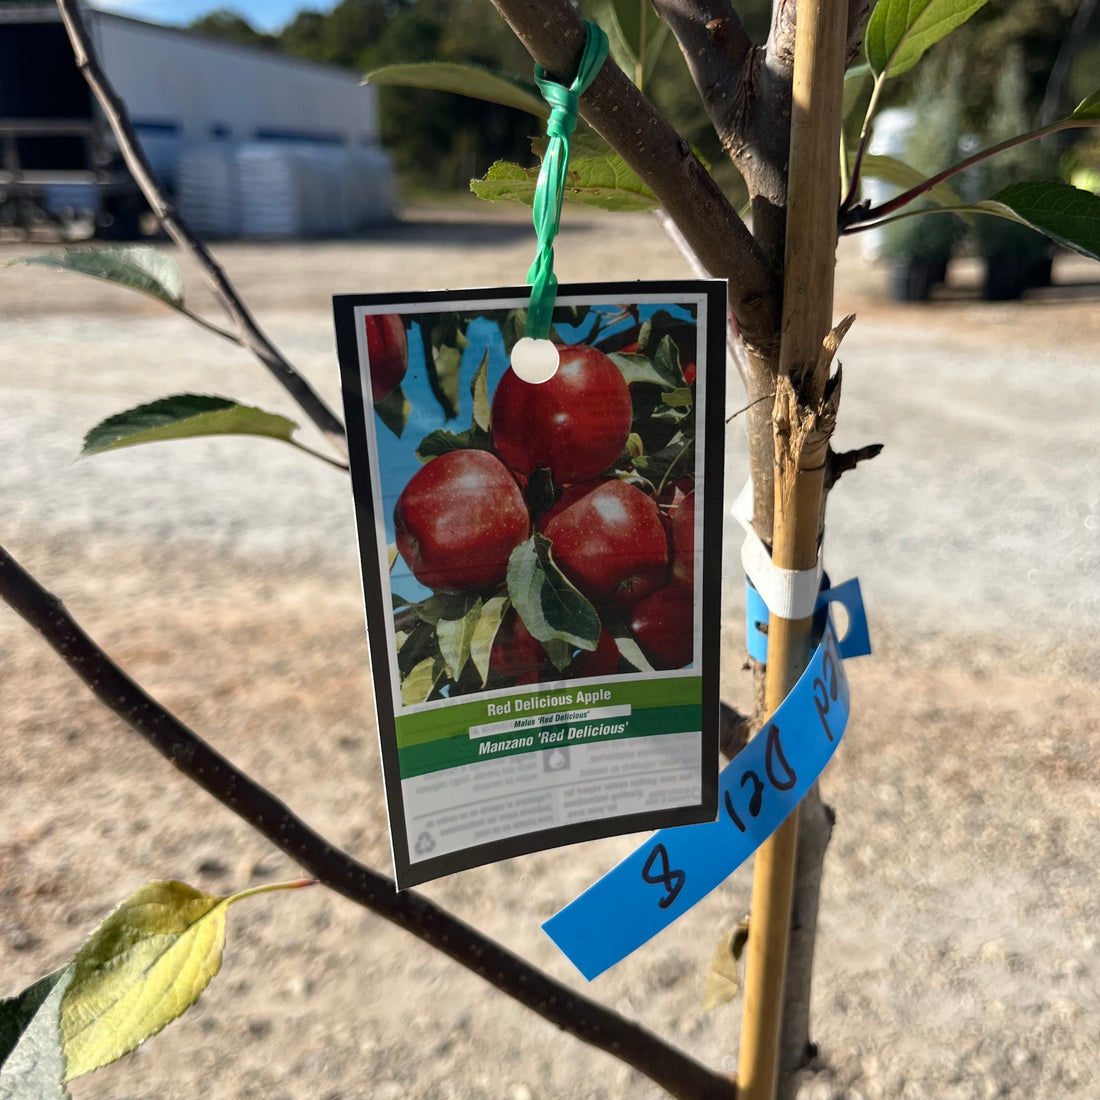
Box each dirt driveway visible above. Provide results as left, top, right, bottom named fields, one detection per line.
left=2, top=207, right=1098, bottom=1100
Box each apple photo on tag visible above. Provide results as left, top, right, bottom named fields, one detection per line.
left=362, top=300, right=700, bottom=705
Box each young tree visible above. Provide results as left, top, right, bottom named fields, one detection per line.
left=1, top=1, right=1097, bottom=1099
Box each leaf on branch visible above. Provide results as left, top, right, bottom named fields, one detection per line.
left=469, top=595, right=510, bottom=687
left=363, top=62, right=548, bottom=119
left=506, top=535, right=601, bottom=659
left=60, top=879, right=309, bottom=1081
left=971, top=181, right=1100, bottom=262
left=12, top=247, right=185, bottom=309
left=470, top=351, right=491, bottom=432
left=590, top=0, right=671, bottom=84
left=374, top=384, right=411, bottom=438
left=471, top=156, right=658, bottom=213
left=609, top=351, right=676, bottom=389
left=415, top=426, right=493, bottom=461
left=702, top=920, right=750, bottom=1010
left=436, top=596, right=483, bottom=680
left=81, top=395, right=302, bottom=458
left=0, top=967, right=73, bottom=1100
left=1072, top=90, right=1100, bottom=120
left=424, top=316, right=466, bottom=420
left=855, top=153, right=970, bottom=216
left=401, top=656, right=441, bottom=706
left=611, top=632, right=654, bottom=674
left=865, top=0, right=991, bottom=79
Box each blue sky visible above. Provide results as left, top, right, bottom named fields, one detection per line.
left=92, top=0, right=310, bottom=32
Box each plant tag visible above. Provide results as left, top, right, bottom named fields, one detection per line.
left=334, top=280, right=726, bottom=888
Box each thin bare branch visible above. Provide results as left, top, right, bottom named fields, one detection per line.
left=490, top=0, right=779, bottom=351
left=0, top=541, right=736, bottom=1100
left=55, top=0, right=348, bottom=461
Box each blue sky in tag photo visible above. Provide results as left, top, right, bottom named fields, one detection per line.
left=93, top=0, right=302, bottom=32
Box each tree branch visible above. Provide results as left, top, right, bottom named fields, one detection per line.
left=654, top=0, right=793, bottom=280
left=824, top=442, right=883, bottom=493
left=55, top=0, right=348, bottom=462
left=490, top=0, right=780, bottom=352
left=0, top=542, right=735, bottom=1100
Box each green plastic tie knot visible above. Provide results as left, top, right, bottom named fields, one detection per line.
left=524, top=21, right=609, bottom=342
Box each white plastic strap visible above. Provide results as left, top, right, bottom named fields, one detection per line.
left=731, top=480, right=823, bottom=620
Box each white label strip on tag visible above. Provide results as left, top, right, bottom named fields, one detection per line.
left=542, top=579, right=870, bottom=981
left=731, top=480, right=822, bottom=620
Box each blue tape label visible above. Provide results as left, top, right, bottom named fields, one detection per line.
left=542, top=585, right=869, bottom=980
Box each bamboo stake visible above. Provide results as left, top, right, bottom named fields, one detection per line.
left=736, top=0, right=850, bottom=1095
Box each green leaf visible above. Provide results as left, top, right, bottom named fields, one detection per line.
left=82, top=395, right=300, bottom=458
left=592, top=0, right=671, bottom=83
left=415, top=426, right=493, bottom=461
left=396, top=619, right=439, bottom=679
left=842, top=62, right=873, bottom=122
left=60, top=879, right=307, bottom=1081
left=631, top=428, right=695, bottom=487
left=469, top=595, right=510, bottom=687
left=363, top=62, right=548, bottom=119
left=436, top=596, right=483, bottom=680
left=11, top=247, right=184, bottom=308
left=470, top=351, right=491, bottom=432
left=971, top=181, right=1100, bottom=262
left=1072, top=90, right=1100, bottom=120
left=650, top=333, right=687, bottom=387
left=401, top=657, right=440, bottom=706
left=612, top=632, right=654, bottom=673
left=374, top=383, right=410, bottom=438
left=471, top=155, right=658, bottom=213
left=609, top=351, right=676, bottom=388
left=591, top=0, right=639, bottom=75
left=506, top=535, right=601, bottom=653
left=856, top=152, right=969, bottom=212
left=424, top=316, right=466, bottom=420
left=0, top=967, right=73, bottom=1100
left=865, top=0, right=991, bottom=79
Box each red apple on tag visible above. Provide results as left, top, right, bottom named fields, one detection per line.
left=394, top=450, right=529, bottom=593
left=568, top=627, right=621, bottom=678
left=669, top=490, right=696, bottom=589
left=628, top=584, right=694, bottom=669
left=491, top=344, right=632, bottom=484
left=365, top=313, right=408, bottom=403
left=538, top=479, right=669, bottom=606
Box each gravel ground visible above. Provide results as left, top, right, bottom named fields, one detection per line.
left=1, top=207, right=1098, bottom=1100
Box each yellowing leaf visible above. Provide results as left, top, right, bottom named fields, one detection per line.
left=702, top=920, right=750, bottom=1010
left=61, top=879, right=308, bottom=1081
left=469, top=595, right=510, bottom=687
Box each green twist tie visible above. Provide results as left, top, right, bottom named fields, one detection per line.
left=525, top=21, right=609, bottom=341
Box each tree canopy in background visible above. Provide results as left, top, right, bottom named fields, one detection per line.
left=186, top=0, right=1090, bottom=193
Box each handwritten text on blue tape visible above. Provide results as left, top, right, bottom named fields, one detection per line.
left=543, top=580, right=870, bottom=980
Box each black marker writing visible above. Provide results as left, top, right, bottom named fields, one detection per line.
left=764, top=722, right=797, bottom=790
left=741, top=768, right=765, bottom=816
left=641, top=843, right=685, bottom=909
